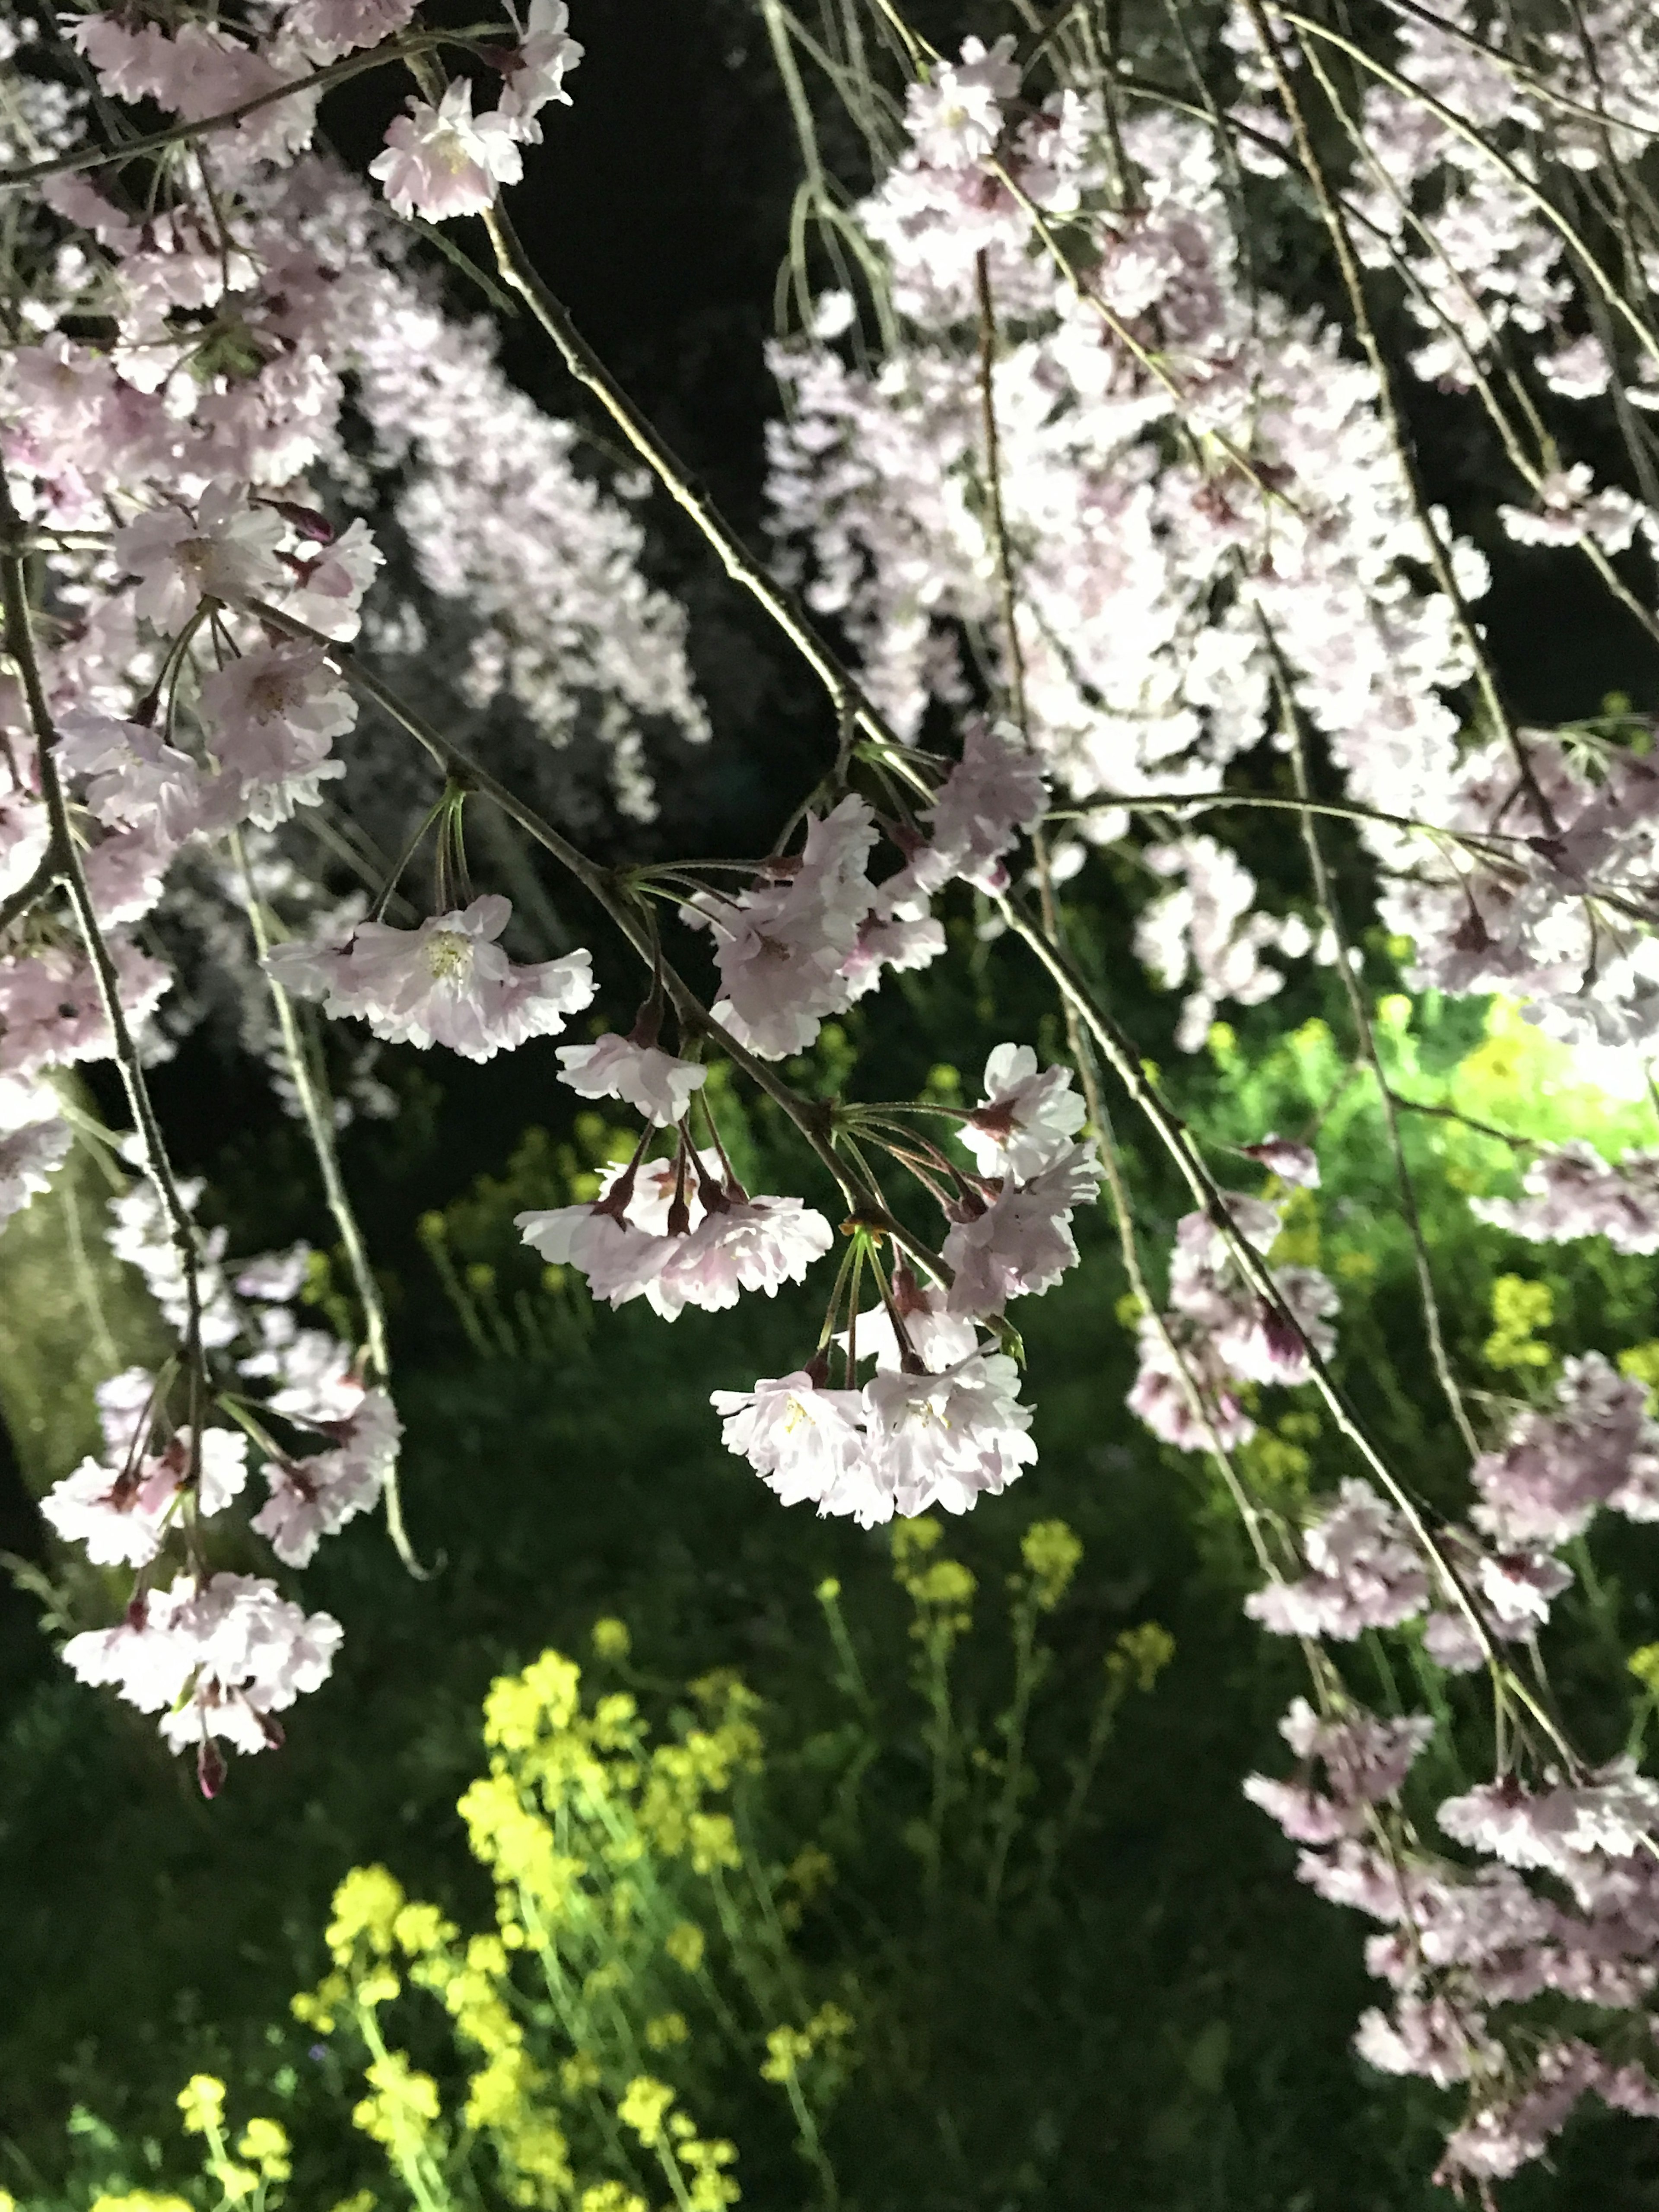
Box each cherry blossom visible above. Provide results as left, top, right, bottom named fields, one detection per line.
left=266, top=894, right=594, bottom=1060
left=710, top=1372, right=867, bottom=1510
left=0, top=941, right=171, bottom=1083
left=693, top=797, right=878, bottom=1059
left=942, top=1140, right=1100, bottom=1316
left=861, top=1349, right=1038, bottom=1519
left=369, top=81, right=524, bottom=222
left=114, top=485, right=287, bottom=633
left=198, top=642, right=356, bottom=827
left=555, top=1034, right=707, bottom=1125
left=495, top=0, right=584, bottom=138
left=286, top=0, right=419, bottom=63
left=40, top=1428, right=248, bottom=1568
left=715, top=1347, right=1038, bottom=1525
left=518, top=1150, right=833, bottom=1319
left=1475, top=1142, right=1659, bottom=1256
left=958, top=1042, right=1088, bottom=1179
left=1246, top=1481, right=1431, bottom=1639
left=0, top=1095, right=71, bottom=1228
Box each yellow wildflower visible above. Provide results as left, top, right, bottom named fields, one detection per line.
left=591, top=1617, right=631, bottom=1662
left=352, top=2053, right=442, bottom=2150
left=292, top=1970, right=350, bottom=2033
left=688, top=1813, right=741, bottom=1875
left=392, top=1902, right=456, bottom=1958
left=237, top=2117, right=292, bottom=2181
left=579, top=2187, right=647, bottom=2212
left=326, top=1866, right=407, bottom=1962
left=1020, top=1519, right=1083, bottom=1612
left=1109, top=1622, right=1176, bottom=1694
left=91, top=2197, right=195, bottom=2212
left=177, top=2074, right=226, bottom=2138
left=664, top=1921, right=705, bottom=1974
left=617, top=2075, right=675, bottom=2146
left=645, top=2011, right=689, bottom=2050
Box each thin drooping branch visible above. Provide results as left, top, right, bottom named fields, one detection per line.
left=0, top=469, right=207, bottom=1448
left=997, top=901, right=1513, bottom=1665
left=0, top=32, right=465, bottom=190
left=1266, top=3, right=1659, bottom=375
left=481, top=202, right=910, bottom=774
left=232, top=834, right=429, bottom=1580
left=1236, top=0, right=1555, bottom=834
left=1265, top=636, right=1482, bottom=1461
left=248, top=601, right=865, bottom=1214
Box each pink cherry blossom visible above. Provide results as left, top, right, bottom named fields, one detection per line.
left=266, top=894, right=594, bottom=1061
left=114, top=483, right=287, bottom=632
left=693, top=797, right=877, bottom=1058
left=0, top=1110, right=71, bottom=1228
left=40, top=1428, right=248, bottom=1568
left=959, top=1042, right=1088, bottom=1179
left=1246, top=1481, right=1431, bottom=1639
left=861, top=1349, right=1037, bottom=1519
left=555, top=1034, right=707, bottom=1125
left=198, top=641, right=356, bottom=827
left=285, top=0, right=418, bottom=63
left=943, top=1140, right=1099, bottom=1315
left=1474, top=1142, right=1659, bottom=1255
left=495, top=0, right=584, bottom=138
left=711, top=1372, right=867, bottom=1510
left=0, top=940, right=170, bottom=1082
left=906, top=34, right=1020, bottom=170
left=369, top=81, right=524, bottom=222
left=918, top=718, right=1048, bottom=894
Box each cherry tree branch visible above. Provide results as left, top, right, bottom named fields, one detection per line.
left=0, top=33, right=469, bottom=190
left=0, top=469, right=207, bottom=1440
left=232, top=833, right=430, bottom=1580
left=248, top=601, right=864, bottom=1212
left=480, top=202, right=911, bottom=774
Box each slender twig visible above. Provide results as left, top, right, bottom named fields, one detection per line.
left=0, top=467, right=206, bottom=1459
left=245, top=599, right=864, bottom=1211
left=0, top=32, right=467, bottom=189
left=1265, top=3, right=1659, bottom=375
left=232, top=834, right=431, bottom=1580
left=1236, top=0, right=1554, bottom=833
left=1265, top=636, right=1481, bottom=1460
left=480, top=202, right=910, bottom=773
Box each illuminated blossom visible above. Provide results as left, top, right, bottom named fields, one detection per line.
left=266, top=894, right=594, bottom=1060
left=369, top=81, right=524, bottom=221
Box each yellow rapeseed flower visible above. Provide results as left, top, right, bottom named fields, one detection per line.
left=591, top=1617, right=631, bottom=1662
left=326, top=1866, right=407, bottom=1961
left=237, top=2117, right=292, bottom=2181
left=91, top=2196, right=196, bottom=2212
left=177, top=2074, right=226, bottom=2138
left=617, top=2075, right=675, bottom=2146
left=1020, top=1519, right=1082, bottom=1612
left=664, top=1920, right=705, bottom=1973
left=645, top=2011, right=689, bottom=2050
left=352, top=2052, right=442, bottom=2150
left=579, top=2186, right=647, bottom=2212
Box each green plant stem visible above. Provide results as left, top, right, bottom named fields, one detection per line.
left=985, top=1592, right=1042, bottom=1913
